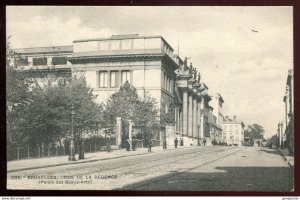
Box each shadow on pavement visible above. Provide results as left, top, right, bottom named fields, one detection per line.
left=121, top=166, right=294, bottom=192
left=258, top=148, right=282, bottom=156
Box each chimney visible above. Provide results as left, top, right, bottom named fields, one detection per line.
left=233, top=115, right=237, bottom=121
left=224, top=116, right=229, bottom=121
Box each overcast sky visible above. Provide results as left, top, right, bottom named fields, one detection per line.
left=6, top=6, right=293, bottom=138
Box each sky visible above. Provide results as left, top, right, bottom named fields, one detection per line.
left=6, top=6, right=293, bottom=138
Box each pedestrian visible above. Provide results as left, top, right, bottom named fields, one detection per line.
left=125, top=139, right=130, bottom=151
left=174, top=138, right=178, bottom=148
left=148, top=139, right=152, bottom=152
left=203, top=138, right=206, bottom=146
left=163, top=140, right=167, bottom=149
left=132, top=139, right=136, bottom=151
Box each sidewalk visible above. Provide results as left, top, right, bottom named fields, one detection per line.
left=7, top=145, right=194, bottom=173
left=277, top=148, right=294, bottom=168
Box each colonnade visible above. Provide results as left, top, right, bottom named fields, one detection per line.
left=175, top=87, right=205, bottom=140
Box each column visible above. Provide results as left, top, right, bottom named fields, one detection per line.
left=188, top=92, right=193, bottom=137
left=107, top=70, right=111, bottom=88
left=200, top=98, right=204, bottom=138
left=96, top=71, right=99, bottom=88
left=180, top=110, right=183, bottom=134
left=118, top=70, right=122, bottom=86
left=192, top=96, right=197, bottom=138
left=116, top=117, right=122, bottom=148
left=174, top=107, right=178, bottom=132
left=197, top=99, right=201, bottom=139
left=182, top=89, right=188, bottom=136
left=128, top=119, right=133, bottom=150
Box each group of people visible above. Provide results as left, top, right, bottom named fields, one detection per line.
left=173, top=137, right=207, bottom=147
left=143, top=138, right=211, bottom=152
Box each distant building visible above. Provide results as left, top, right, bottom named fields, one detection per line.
left=209, top=93, right=224, bottom=144
left=283, top=69, right=294, bottom=155
left=222, top=115, right=245, bottom=146
left=276, top=121, right=284, bottom=148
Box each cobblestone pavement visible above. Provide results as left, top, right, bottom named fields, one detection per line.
left=7, top=146, right=293, bottom=191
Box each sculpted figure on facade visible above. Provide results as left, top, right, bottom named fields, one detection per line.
left=197, top=72, right=201, bottom=83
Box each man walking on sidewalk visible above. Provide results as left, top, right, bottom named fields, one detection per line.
left=174, top=138, right=178, bottom=148
left=148, top=139, right=152, bottom=152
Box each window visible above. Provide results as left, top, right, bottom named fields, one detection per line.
left=33, top=57, right=47, bottom=66
left=229, top=125, right=233, bottom=135
left=52, top=57, right=67, bottom=65
left=121, top=71, right=130, bottom=85
left=164, top=75, right=167, bottom=90
left=16, top=56, right=28, bottom=66
left=110, top=71, right=118, bottom=88
left=235, top=125, right=239, bottom=135
left=99, top=71, right=108, bottom=88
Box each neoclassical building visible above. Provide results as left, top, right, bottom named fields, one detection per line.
left=13, top=34, right=223, bottom=147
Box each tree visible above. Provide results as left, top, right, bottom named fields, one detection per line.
left=6, top=37, right=33, bottom=147
left=244, top=124, right=265, bottom=140
left=104, top=81, right=159, bottom=141
left=14, top=73, right=104, bottom=159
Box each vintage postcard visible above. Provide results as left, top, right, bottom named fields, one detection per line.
left=6, top=6, right=294, bottom=191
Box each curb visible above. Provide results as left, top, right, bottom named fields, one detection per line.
left=7, top=146, right=196, bottom=173
left=276, top=148, right=293, bottom=168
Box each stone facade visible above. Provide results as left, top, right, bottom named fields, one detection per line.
left=222, top=115, right=245, bottom=146
left=13, top=34, right=224, bottom=147
left=283, top=69, right=294, bottom=155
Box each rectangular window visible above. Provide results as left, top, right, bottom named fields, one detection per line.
left=164, top=75, right=167, bottom=90
left=33, top=57, right=47, bottom=66
left=110, top=71, right=118, bottom=88
left=229, top=125, right=233, bottom=135
left=52, top=57, right=67, bottom=65
left=121, top=71, right=130, bottom=85
left=99, top=71, right=108, bottom=88
left=16, top=56, right=28, bottom=66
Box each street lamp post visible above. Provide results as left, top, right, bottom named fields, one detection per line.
left=68, top=104, right=76, bottom=161
left=197, top=125, right=200, bottom=146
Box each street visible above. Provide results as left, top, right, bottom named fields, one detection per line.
left=7, top=146, right=293, bottom=191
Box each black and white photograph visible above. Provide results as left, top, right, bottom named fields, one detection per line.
left=5, top=6, right=294, bottom=192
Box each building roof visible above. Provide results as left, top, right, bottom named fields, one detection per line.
left=14, top=46, right=73, bottom=55
left=73, top=34, right=175, bottom=51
